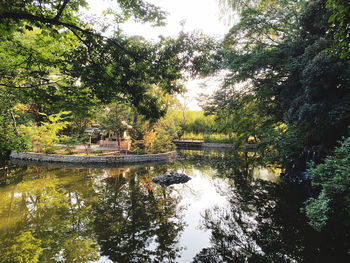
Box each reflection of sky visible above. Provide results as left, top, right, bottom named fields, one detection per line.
left=173, top=168, right=230, bottom=262
left=0, top=157, right=284, bottom=263
left=252, top=167, right=281, bottom=183
left=93, top=165, right=279, bottom=263
left=92, top=166, right=231, bottom=263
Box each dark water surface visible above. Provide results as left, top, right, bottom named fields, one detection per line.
left=0, top=150, right=349, bottom=262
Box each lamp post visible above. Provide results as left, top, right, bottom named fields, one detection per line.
left=88, top=132, right=92, bottom=148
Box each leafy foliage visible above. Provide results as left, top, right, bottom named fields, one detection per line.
left=0, top=0, right=217, bottom=155
left=0, top=97, right=27, bottom=157
left=143, top=112, right=178, bottom=154
left=327, top=0, right=350, bottom=61
left=305, top=137, right=350, bottom=232
left=204, top=0, right=350, bottom=168
left=19, top=112, right=70, bottom=153
left=60, top=135, right=82, bottom=154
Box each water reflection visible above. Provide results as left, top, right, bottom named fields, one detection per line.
left=190, top=151, right=350, bottom=263
left=0, top=166, right=99, bottom=262
left=93, top=166, right=185, bottom=263
left=0, top=151, right=349, bottom=262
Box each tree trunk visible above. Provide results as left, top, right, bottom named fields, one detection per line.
left=9, top=110, right=18, bottom=135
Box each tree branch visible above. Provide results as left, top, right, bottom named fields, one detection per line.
left=0, top=11, right=94, bottom=36
left=0, top=11, right=146, bottom=61
left=0, top=81, right=60, bottom=89
left=54, top=0, right=70, bottom=21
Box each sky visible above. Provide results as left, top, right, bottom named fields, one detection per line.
left=86, top=0, right=233, bottom=110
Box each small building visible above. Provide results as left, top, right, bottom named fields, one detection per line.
left=99, top=130, right=131, bottom=151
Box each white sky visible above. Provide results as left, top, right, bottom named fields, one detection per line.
left=86, top=0, right=233, bottom=110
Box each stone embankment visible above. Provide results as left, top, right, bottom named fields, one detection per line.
left=173, top=140, right=233, bottom=150
left=173, top=140, right=257, bottom=151
left=10, top=151, right=177, bottom=164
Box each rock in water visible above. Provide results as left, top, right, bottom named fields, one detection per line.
left=152, top=172, right=191, bottom=186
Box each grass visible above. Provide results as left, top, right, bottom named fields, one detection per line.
left=180, top=132, right=233, bottom=143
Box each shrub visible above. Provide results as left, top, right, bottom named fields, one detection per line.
left=305, top=137, right=350, bottom=231
left=45, top=146, right=61, bottom=154
left=19, top=112, right=70, bottom=153
left=60, top=135, right=81, bottom=154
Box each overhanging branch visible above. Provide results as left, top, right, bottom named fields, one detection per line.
left=0, top=11, right=146, bottom=61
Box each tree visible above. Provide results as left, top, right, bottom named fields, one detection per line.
left=327, top=0, right=350, bottom=61
left=205, top=0, right=350, bottom=168
left=0, top=1, right=216, bottom=118
left=18, top=111, right=71, bottom=153
left=0, top=0, right=217, bottom=155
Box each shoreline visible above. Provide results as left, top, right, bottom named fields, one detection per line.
left=10, top=151, right=177, bottom=164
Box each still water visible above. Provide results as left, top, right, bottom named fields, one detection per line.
left=0, top=150, right=348, bottom=262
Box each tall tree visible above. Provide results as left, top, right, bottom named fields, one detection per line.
left=206, top=0, right=350, bottom=168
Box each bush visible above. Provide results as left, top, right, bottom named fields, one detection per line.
left=135, top=148, right=145, bottom=155
left=45, top=146, right=61, bottom=154
left=19, top=112, right=70, bottom=153
left=60, top=135, right=81, bottom=154
left=0, top=107, right=27, bottom=157
left=144, top=130, right=175, bottom=154
left=305, top=137, right=350, bottom=231
left=204, top=134, right=233, bottom=143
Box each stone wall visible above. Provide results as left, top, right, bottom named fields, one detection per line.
left=10, top=151, right=177, bottom=164
left=174, top=140, right=233, bottom=150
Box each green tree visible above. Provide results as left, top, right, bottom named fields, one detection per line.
left=19, top=111, right=70, bottom=153
left=327, top=0, right=350, bottom=61
left=0, top=1, right=216, bottom=119
left=0, top=98, right=26, bottom=157
left=305, top=137, right=350, bottom=233
left=206, top=0, right=350, bottom=168
left=143, top=113, right=178, bottom=154
left=0, top=0, right=217, bottom=155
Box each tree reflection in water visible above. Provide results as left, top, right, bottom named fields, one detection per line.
left=190, top=151, right=350, bottom=263
left=93, top=166, right=185, bottom=263
left=0, top=166, right=100, bottom=263
left=1, top=151, right=350, bottom=262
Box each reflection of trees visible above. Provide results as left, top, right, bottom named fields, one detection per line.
left=177, top=150, right=258, bottom=178
left=0, top=163, right=187, bottom=263
left=93, top=166, right=185, bottom=262
left=2, top=151, right=349, bottom=262
left=0, top=161, right=27, bottom=186
left=194, top=184, right=307, bottom=262
left=192, top=150, right=349, bottom=262
left=0, top=166, right=100, bottom=263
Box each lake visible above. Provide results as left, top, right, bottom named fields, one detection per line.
left=0, top=150, right=348, bottom=262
